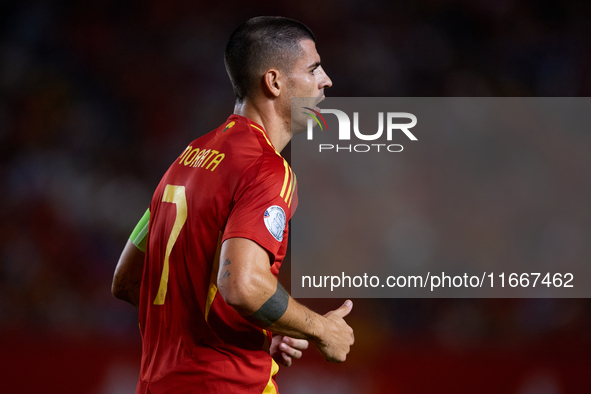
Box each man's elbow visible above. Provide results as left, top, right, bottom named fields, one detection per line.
left=218, top=276, right=258, bottom=316
left=111, top=276, right=125, bottom=300
left=111, top=275, right=140, bottom=307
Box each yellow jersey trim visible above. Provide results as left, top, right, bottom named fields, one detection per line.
left=262, top=358, right=280, bottom=394
left=250, top=123, right=293, bottom=202
left=288, top=173, right=297, bottom=208
left=250, top=124, right=280, bottom=157
left=284, top=166, right=294, bottom=203
left=280, top=160, right=290, bottom=198
left=205, top=232, right=223, bottom=321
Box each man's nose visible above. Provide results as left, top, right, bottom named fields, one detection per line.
left=320, top=68, right=332, bottom=89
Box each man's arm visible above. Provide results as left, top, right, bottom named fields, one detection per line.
left=112, top=208, right=150, bottom=308
left=112, top=239, right=144, bottom=307
left=218, top=237, right=355, bottom=363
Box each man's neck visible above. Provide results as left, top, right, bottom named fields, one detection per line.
left=233, top=99, right=291, bottom=153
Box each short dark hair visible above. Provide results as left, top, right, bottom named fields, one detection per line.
left=225, top=16, right=316, bottom=102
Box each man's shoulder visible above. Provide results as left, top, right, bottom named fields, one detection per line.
left=172, top=116, right=257, bottom=167
left=216, top=115, right=287, bottom=169
left=187, top=115, right=266, bottom=153
left=171, top=114, right=288, bottom=178
left=220, top=117, right=291, bottom=188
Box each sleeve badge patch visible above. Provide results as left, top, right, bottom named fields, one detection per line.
left=263, top=205, right=286, bottom=242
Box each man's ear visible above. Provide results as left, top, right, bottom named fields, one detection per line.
left=263, top=69, right=282, bottom=98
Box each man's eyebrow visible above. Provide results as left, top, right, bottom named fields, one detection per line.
left=307, top=61, right=321, bottom=69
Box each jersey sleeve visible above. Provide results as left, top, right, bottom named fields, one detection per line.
left=223, top=155, right=295, bottom=260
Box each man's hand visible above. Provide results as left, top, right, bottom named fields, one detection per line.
left=314, top=300, right=355, bottom=363
left=270, top=335, right=309, bottom=367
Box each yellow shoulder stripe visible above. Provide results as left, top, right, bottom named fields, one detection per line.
left=284, top=167, right=294, bottom=202
left=288, top=173, right=297, bottom=208
left=250, top=123, right=293, bottom=202
left=280, top=160, right=290, bottom=198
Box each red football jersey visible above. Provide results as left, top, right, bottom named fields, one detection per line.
left=137, top=115, right=297, bottom=393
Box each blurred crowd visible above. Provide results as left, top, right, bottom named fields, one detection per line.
left=1, top=0, right=590, bottom=392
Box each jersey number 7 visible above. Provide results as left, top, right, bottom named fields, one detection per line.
left=154, top=184, right=187, bottom=305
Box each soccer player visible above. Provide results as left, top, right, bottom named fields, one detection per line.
left=112, top=16, right=354, bottom=393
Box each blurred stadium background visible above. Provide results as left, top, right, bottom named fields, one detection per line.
left=1, top=0, right=591, bottom=393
